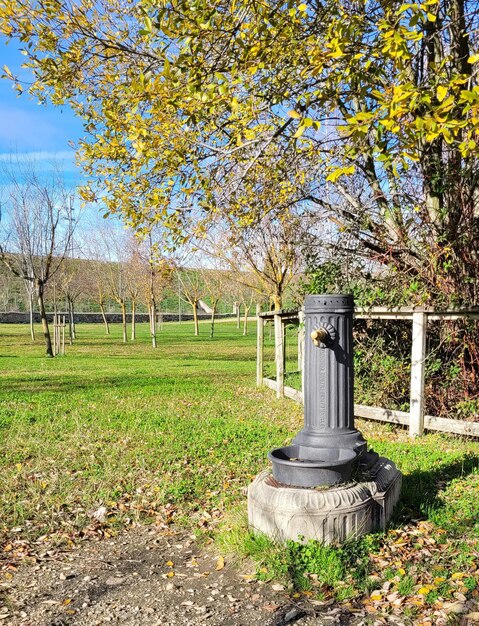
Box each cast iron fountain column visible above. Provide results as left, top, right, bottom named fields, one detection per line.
left=296, top=294, right=365, bottom=451
left=269, top=295, right=368, bottom=487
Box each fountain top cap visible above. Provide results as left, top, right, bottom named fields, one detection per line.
left=304, top=294, right=354, bottom=313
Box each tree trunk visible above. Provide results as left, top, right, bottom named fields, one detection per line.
left=193, top=301, right=199, bottom=336
left=150, top=302, right=157, bottom=348
left=273, top=293, right=282, bottom=311
left=36, top=280, right=53, bottom=357
left=120, top=300, right=127, bottom=343
left=243, top=306, right=250, bottom=336
left=29, top=290, right=35, bottom=341
left=99, top=299, right=110, bottom=335
left=236, top=303, right=241, bottom=329
left=210, top=304, right=217, bottom=338
left=131, top=299, right=136, bottom=341
left=67, top=296, right=75, bottom=344
left=71, top=299, right=76, bottom=340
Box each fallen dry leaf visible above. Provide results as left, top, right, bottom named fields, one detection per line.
left=465, top=612, right=479, bottom=621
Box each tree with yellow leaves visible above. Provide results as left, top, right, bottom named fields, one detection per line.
left=3, top=0, right=479, bottom=304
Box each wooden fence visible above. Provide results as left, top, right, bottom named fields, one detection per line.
left=257, top=307, right=479, bottom=438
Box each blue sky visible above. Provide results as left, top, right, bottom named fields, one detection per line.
left=0, top=36, right=84, bottom=186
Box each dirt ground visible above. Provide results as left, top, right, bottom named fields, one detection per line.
left=0, top=525, right=414, bottom=626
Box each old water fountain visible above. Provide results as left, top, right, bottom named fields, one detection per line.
left=248, top=294, right=402, bottom=544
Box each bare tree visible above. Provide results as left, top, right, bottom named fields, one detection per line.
left=84, top=235, right=113, bottom=335
left=177, top=268, right=204, bottom=336
left=138, top=232, right=174, bottom=348
left=103, top=232, right=129, bottom=343
left=56, top=258, right=85, bottom=343
left=0, top=157, right=76, bottom=356
left=201, top=214, right=304, bottom=312
left=124, top=235, right=143, bottom=341
left=236, top=279, right=257, bottom=336
left=200, top=266, right=227, bottom=338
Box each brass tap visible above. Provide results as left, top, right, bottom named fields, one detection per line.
left=310, top=327, right=329, bottom=347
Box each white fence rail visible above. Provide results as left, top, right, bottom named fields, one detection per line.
left=257, top=307, right=479, bottom=438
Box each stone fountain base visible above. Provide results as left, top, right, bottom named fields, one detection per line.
left=247, top=456, right=401, bottom=544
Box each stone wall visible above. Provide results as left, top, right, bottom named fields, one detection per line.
left=0, top=312, right=235, bottom=324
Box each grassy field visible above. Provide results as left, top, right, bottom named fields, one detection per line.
left=1, top=320, right=479, bottom=619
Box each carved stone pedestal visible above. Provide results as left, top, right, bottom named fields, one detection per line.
left=248, top=457, right=401, bottom=544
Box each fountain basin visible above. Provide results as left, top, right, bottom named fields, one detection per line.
left=268, top=445, right=358, bottom=487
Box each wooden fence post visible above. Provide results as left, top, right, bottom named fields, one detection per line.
left=409, top=311, right=427, bottom=437
left=274, top=314, right=284, bottom=398
left=256, top=314, right=264, bottom=387
left=61, top=315, right=65, bottom=355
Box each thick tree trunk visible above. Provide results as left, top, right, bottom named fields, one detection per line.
left=131, top=299, right=136, bottom=341
left=99, top=299, right=110, bottom=335
left=273, top=293, right=282, bottom=311
left=36, top=280, right=53, bottom=357
left=120, top=300, right=127, bottom=343
left=193, top=301, right=199, bottom=336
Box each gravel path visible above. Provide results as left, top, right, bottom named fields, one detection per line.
left=0, top=526, right=409, bottom=626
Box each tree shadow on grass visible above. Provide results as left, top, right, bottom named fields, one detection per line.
left=392, top=452, right=479, bottom=534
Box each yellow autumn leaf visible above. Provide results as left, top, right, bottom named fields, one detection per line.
left=326, top=165, right=356, bottom=182
left=437, top=85, right=447, bottom=102
left=166, top=560, right=174, bottom=567
left=293, top=124, right=307, bottom=138
left=216, top=555, right=225, bottom=570
left=451, top=572, right=465, bottom=580
left=287, top=110, right=301, bottom=119
left=166, top=571, right=175, bottom=578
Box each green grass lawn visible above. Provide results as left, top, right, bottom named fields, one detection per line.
left=1, top=320, right=479, bottom=619
left=0, top=321, right=301, bottom=538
